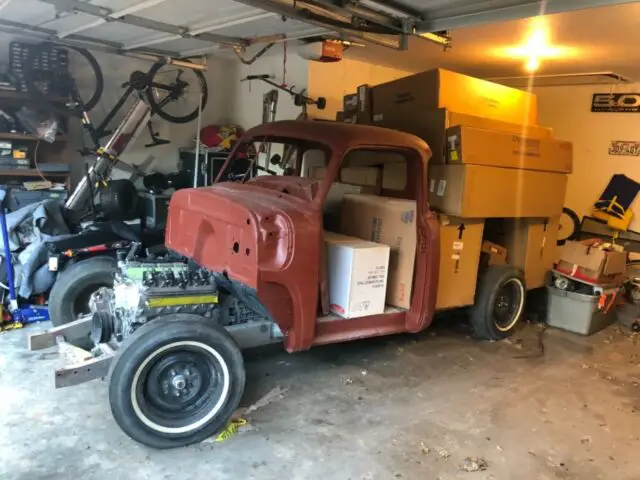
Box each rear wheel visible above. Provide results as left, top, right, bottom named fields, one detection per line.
left=48, top=256, right=117, bottom=347
left=108, top=315, right=245, bottom=449
left=471, top=265, right=526, bottom=340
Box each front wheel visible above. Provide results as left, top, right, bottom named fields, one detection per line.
left=471, top=265, right=526, bottom=340
left=108, top=314, right=245, bottom=449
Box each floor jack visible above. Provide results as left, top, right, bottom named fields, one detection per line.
left=0, top=193, right=49, bottom=329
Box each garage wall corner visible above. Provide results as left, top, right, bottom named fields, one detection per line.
left=536, top=84, right=640, bottom=231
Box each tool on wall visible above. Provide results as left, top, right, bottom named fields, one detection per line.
left=241, top=74, right=327, bottom=115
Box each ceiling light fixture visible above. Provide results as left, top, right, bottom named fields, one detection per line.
left=496, top=18, right=572, bottom=72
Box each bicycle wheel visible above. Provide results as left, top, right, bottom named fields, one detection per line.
left=23, top=42, right=103, bottom=115
left=145, top=60, right=208, bottom=124
left=558, top=207, right=581, bottom=246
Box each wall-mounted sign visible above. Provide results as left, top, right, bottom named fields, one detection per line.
left=592, top=93, right=640, bottom=112
left=609, top=141, right=640, bottom=156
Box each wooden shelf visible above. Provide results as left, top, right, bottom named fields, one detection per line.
left=0, top=90, right=67, bottom=104
left=0, top=169, right=69, bottom=177
left=0, top=132, right=67, bottom=142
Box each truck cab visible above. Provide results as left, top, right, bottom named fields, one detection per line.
left=166, top=120, right=442, bottom=352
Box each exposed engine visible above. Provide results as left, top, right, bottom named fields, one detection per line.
left=89, top=255, right=264, bottom=347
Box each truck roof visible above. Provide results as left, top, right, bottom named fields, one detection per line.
left=242, top=120, right=431, bottom=157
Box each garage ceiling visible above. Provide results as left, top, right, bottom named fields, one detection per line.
left=347, top=2, right=640, bottom=81
left=0, top=0, right=637, bottom=61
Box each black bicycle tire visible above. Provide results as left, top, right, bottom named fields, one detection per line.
left=145, top=60, right=209, bottom=124
left=23, top=42, right=104, bottom=114
left=557, top=207, right=581, bottom=246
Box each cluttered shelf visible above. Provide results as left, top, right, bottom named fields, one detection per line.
left=0, top=132, right=67, bottom=142
left=0, top=168, right=68, bottom=177
left=0, top=90, right=67, bottom=105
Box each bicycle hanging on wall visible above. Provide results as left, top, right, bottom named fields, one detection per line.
left=21, top=42, right=209, bottom=211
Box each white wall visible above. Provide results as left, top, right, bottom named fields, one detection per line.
left=227, top=45, right=309, bottom=130
left=536, top=84, right=640, bottom=230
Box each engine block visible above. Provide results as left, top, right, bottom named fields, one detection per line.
left=90, top=256, right=265, bottom=346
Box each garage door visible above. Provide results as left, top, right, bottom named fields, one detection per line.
left=0, top=0, right=636, bottom=59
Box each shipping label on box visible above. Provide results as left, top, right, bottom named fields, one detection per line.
left=481, top=240, right=507, bottom=266
left=340, top=195, right=416, bottom=308
left=446, top=125, right=572, bottom=173
left=324, top=232, right=390, bottom=319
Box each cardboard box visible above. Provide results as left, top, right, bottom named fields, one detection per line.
left=436, top=216, right=485, bottom=309
left=482, top=240, right=507, bottom=266
left=446, top=125, right=572, bottom=173
left=504, top=217, right=560, bottom=289
left=556, top=241, right=627, bottom=284
left=382, top=162, right=406, bottom=191
left=309, top=166, right=327, bottom=180
left=324, top=232, right=390, bottom=319
left=428, top=164, right=567, bottom=218
left=356, top=84, right=372, bottom=124
left=373, top=108, right=551, bottom=165
left=340, top=195, right=416, bottom=308
left=324, top=183, right=377, bottom=231
left=372, top=69, right=537, bottom=127
left=343, top=93, right=358, bottom=113
left=340, top=166, right=381, bottom=193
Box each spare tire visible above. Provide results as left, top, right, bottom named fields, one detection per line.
left=99, top=179, right=139, bottom=221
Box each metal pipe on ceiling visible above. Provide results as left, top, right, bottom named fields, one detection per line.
left=180, top=28, right=327, bottom=57
left=306, top=0, right=450, bottom=47
left=231, top=0, right=404, bottom=50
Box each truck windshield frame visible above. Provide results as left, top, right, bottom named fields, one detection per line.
left=216, top=135, right=332, bottom=184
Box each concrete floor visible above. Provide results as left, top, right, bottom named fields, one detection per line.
left=1, top=319, right=639, bottom=480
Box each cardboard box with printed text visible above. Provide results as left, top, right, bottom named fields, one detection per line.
left=436, top=216, right=485, bottom=309
left=324, top=232, right=390, bottom=319
left=446, top=125, right=572, bottom=173
left=372, top=69, right=537, bottom=127
left=340, top=195, right=417, bottom=308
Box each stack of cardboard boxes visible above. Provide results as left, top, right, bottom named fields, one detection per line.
left=336, top=68, right=572, bottom=309
left=313, top=164, right=418, bottom=318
